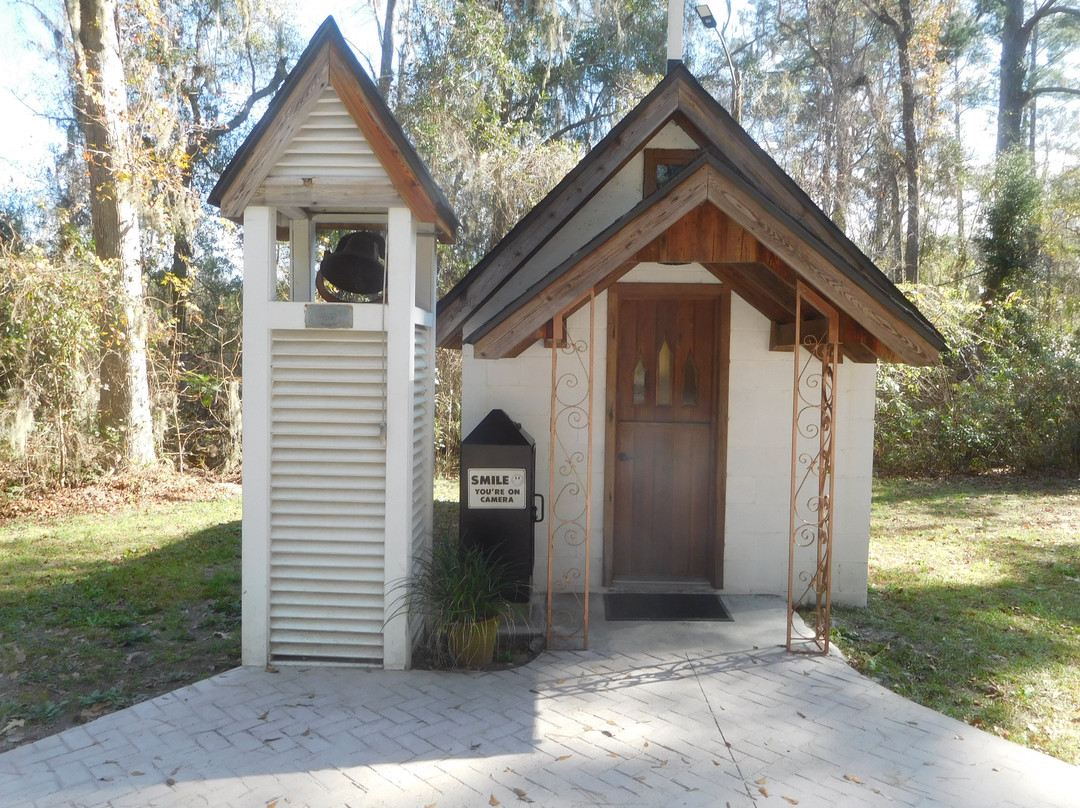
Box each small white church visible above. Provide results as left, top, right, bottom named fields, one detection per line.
left=210, top=15, right=944, bottom=669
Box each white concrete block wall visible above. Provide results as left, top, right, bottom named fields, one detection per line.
left=724, top=294, right=794, bottom=598
left=463, top=297, right=607, bottom=594
left=462, top=278, right=878, bottom=605
left=832, top=361, right=877, bottom=606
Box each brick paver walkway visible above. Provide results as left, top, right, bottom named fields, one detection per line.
left=2, top=597, right=1077, bottom=807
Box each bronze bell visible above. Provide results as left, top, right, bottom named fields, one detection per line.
left=316, top=230, right=385, bottom=301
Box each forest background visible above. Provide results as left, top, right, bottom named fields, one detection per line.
left=0, top=0, right=1078, bottom=486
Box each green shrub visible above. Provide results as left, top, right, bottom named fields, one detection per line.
left=875, top=286, right=1080, bottom=474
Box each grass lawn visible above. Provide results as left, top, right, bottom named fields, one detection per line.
left=0, top=481, right=241, bottom=750
left=832, top=476, right=1080, bottom=765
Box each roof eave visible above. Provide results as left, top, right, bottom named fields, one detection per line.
left=464, top=153, right=943, bottom=365
left=207, top=16, right=458, bottom=243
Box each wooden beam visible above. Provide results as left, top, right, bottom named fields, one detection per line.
left=253, top=177, right=406, bottom=209
left=840, top=314, right=903, bottom=363
left=769, top=317, right=827, bottom=352
left=768, top=312, right=900, bottom=364
left=471, top=162, right=711, bottom=358
left=542, top=314, right=568, bottom=349
left=703, top=262, right=791, bottom=322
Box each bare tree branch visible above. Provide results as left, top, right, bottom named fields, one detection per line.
left=1029, top=85, right=1080, bottom=99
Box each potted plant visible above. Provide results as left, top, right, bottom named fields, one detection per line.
left=394, top=536, right=519, bottom=667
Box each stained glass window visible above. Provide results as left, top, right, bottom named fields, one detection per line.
left=657, top=340, right=673, bottom=406
left=633, top=353, right=646, bottom=405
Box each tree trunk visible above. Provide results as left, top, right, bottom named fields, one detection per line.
left=997, top=0, right=1029, bottom=154
left=379, top=0, right=398, bottom=97
left=66, top=0, right=156, bottom=466
left=896, top=0, right=920, bottom=283
left=1028, top=20, right=1038, bottom=153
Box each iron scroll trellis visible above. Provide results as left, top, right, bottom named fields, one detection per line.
left=787, top=282, right=839, bottom=654
left=546, top=294, right=595, bottom=650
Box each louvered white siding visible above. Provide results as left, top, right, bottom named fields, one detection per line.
left=410, top=325, right=434, bottom=646
left=256, top=85, right=404, bottom=208
left=268, top=329, right=388, bottom=664
left=412, top=325, right=433, bottom=557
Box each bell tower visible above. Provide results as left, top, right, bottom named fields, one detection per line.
left=208, top=17, right=457, bottom=670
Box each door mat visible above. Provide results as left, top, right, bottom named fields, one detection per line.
left=603, top=593, right=733, bottom=622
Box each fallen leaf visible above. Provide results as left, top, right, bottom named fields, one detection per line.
left=608, top=720, right=617, bottom=726
left=601, top=730, right=613, bottom=738
left=759, top=786, right=770, bottom=797
left=131, top=771, right=145, bottom=777
left=608, top=753, right=618, bottom=758
left=757, top=778, right=767, bottom=785
left=634, top=775, right=646, bottom=782
left=425, top=803, right=436, bottom=808
left=258, top=710, right=269, bottom=720
left=165, top=779, right=176, bottom=787
left=267, top=801, right=278, bottom=808
left=1, top=719, right=25, bottom=736
left=844, top=774, right=863, bottom=784
left=556, top=755, right=571, bottom=761
left=713, top=760, right=723, bottom=766
left=643, top=741, right=649, bottom=747
left=265, top=665, right=278, bottom=674
left=301, top=728, right=310, bottom=737
left=783, top=797, right=799, bottom=804
left=489, top=795, right=499, bottom=806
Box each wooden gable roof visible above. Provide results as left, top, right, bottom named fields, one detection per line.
left=437, top=65, right=944, bottom=365
left=208, top=16, right=457, bottom=243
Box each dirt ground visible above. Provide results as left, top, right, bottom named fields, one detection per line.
left=0, top=467, right=241, bottom=523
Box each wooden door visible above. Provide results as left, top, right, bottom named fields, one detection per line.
left=609, top=286, right=723, bottom=584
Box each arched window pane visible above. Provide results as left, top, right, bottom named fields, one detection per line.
left=633, top=353, right=647, bottom=405
left=657, top=340, right=673, bottom=406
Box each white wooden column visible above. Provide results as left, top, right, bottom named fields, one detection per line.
left=241, top=206, right=277, bottom=666
left=383, top=206, right=418, bottom=669
left=289, top=217, right=315, bottom=302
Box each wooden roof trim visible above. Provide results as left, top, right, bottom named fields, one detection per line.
left=436, top=72, right=689, bottom=346
left=328, top=46, right=438, bottom=235
left=325, top=42, right=458, bottom=243
left=468, top=157, right=714, bottom=358
left=674, top=79, right=940, bottom=345
left=440, top=65, right=943, bottom=362
left=468, top=152, right=940, bottom=364
left=215, top=51, right=332, bottom=218
left=208, top=16, right=457, bottom=242
left=702, top=157, right=939, bottom=365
